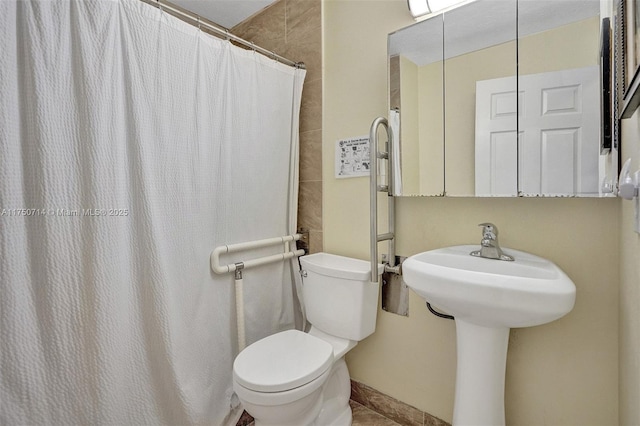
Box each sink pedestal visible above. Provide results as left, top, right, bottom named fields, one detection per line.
left=453, top=319, right=509, bottom=426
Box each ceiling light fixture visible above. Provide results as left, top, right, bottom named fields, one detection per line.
left=407, top=0, right=467, bottom=19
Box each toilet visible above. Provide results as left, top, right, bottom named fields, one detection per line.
left=232, top=252, right=383, bottom=426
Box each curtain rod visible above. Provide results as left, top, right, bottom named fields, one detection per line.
left=139, top=0, right=305, bottom=69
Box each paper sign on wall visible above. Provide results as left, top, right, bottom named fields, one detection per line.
left=335, top=136, right=370, bottom=178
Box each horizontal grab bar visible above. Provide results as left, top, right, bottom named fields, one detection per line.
left=377, top=233, right=394, bottom=242
left=211, top=234, right=304, bottom=274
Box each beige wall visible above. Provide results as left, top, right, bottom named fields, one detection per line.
left=398, top=56, right=420, bottom=194
left=417, top=61, right=444, bottom=195
left=444, top=40, right=517, bottom=195
left=619, top=101, right=640, bottom=424
left=323, top=1, right=622, bottom=424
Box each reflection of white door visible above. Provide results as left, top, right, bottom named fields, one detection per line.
left=475, top=66, right=599, bottom=196
left=475, top=76, right=518, bottom=196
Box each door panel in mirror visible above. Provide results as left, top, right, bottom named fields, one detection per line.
left=517, top=2, right=603, bottom=196
left=475, top=75, right=519, bottom=196
left=518, top=66, right=600, bottom=195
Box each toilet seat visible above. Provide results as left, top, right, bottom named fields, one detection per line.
left=233, top=329, right=334, bottom=393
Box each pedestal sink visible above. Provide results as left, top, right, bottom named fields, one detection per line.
left=402, top=245, right=576, bottom=426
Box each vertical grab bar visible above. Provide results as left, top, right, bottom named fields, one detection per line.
left=370, top=117, right=400, bottom=283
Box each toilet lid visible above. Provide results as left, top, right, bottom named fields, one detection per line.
left=233, top=330, right=334, bottom=393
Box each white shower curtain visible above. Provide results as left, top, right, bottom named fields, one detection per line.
left=0, top=0, right=306, bottom=424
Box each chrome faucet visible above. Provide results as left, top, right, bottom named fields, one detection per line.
left=470, top=223, right=514, bottom=261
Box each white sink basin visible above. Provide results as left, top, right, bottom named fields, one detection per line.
left=402, top=245, right=576, bottom=425
left=402, top=244, right=576, bottom=328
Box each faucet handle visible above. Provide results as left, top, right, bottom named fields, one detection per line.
left=478, top=223, right=498, bottom=240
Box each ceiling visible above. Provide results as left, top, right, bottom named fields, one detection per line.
left=170, top=0, right=276, bottom=29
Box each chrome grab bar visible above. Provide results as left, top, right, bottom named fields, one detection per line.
left=369, top=117, right=400, bottom=283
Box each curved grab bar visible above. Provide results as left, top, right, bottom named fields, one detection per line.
left=369, top=117, right=397, bottom=283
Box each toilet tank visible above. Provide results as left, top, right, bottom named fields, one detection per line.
left=299, top=253, right=384, bottom=341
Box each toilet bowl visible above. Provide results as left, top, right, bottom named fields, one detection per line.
left=232, top=253, right=383, bottom=426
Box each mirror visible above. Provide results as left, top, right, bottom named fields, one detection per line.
left=388, top=0, right=612, bottom=197
left=516, top=1, right=602, bottom=197
left=389, top=14, right=445, bottom=196
left=444, top=0, right=517, bottom=196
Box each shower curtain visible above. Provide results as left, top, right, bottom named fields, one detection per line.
left=0, top=0, right=306, bottom=424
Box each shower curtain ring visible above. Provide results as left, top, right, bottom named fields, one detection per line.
left=225, top=29, right=230, bottom=40
left=197, top=17, right=201, bottom=30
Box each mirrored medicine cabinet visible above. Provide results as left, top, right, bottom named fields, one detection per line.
left=388, top=0, right=618, bottom=197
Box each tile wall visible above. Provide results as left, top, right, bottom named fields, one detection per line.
left=351, top=380, right=450, bottom=426
left=233, top=0, right=323, bottom=253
